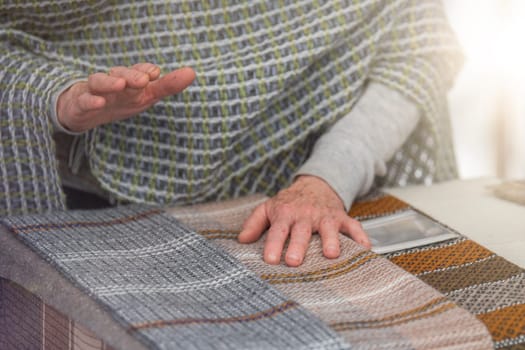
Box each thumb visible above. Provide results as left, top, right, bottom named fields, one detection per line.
left=340, top=216, right=371, bottom=249
left=238, top=203, right=270, bottom=243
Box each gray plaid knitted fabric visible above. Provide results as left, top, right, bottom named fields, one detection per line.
left=1, top=206, right=349, bottom=350
left=0, top=0, right=462, bottom=216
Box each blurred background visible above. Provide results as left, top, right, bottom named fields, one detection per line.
left=444, top=0, right=525, bottom=180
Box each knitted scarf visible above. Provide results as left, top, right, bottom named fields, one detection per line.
left=0, top=0, right=462, bottom=217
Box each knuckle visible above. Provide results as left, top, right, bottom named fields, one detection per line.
left=132, top=62, right=146, bottom=69
left=300, top=206, right=315, bottom=218
left=320, top=216, right=335, bottom=228
left=143, top=63, right=156, bottom=71
left=349, top=219, right=363, bottom=230
left=291, top=225, right=307, bottom=237
left=277, top=204, right=294, bottom=216
left=87, top=74, right=98, bottom=86
left=291, top=234, right=309, bottom=246
left=132, top=71, right=146, bottom=80
left=108, top=66, right=123, bottom=75
left=267, top=222, right=289, bottom=238
left=345, top=221, right=362, bottom=234
left=275, top=225, right=289, bottom=236
left=132, top=94, right=146, bottom=104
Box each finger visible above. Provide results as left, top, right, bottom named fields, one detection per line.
left=285, top=220, right=312, bottom=267
left=77, top=92, right=106, bottom=112
left=263, top=216, right=293, bottom=265
left=318, top=217, right=341, bottom=259
left=148, top=66, right=196, bottom=99
left=87, top=73, right=126, bottom=94
left=340, top=216, right=371, bottom=249
left=238, top=203, right=270, bottom=243
left=108, top=66, right=150, bottom=89
left=131, top=63, right=161, bottom=81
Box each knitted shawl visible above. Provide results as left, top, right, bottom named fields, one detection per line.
left=0, top=0, right=462, bottom=217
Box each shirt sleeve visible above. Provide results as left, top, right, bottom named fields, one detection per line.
left=295, top=81, right=421, bottom=210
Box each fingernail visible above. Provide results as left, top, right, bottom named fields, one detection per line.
left=287, top=254, right=302, bottom=264
left=266, top=254, right=279, bottom=264
left=325, top=246, right=339, bottom=255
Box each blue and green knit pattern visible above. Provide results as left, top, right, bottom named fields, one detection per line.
left=2, top=205, right=349, bottom=349
left=0, top=0, right=462, bottom=216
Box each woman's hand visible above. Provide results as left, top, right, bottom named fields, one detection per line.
left=238, top=175, right=371, bottom=267
left=56, top=64, right=195, bottom=132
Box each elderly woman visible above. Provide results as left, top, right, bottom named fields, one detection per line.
left=0, top=0, right=461, bottom=266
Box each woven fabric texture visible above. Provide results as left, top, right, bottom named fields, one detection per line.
left=0, top=0, right=462, bottom=217
left=1, top=207, right=348, bottom=350
left=4, top=193, right=523, bottom=349
left=348, top=193, right=525, bottom=350
left=387, top=238, right=525, bottom=350
left=169, top=196, right=493, bottom=350
left=0, top=278, right=116, bottom=350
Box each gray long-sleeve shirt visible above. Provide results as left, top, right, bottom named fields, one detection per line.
left=296, top=82, right=420, bottom=210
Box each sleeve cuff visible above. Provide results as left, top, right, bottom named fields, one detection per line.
left=50, top=78, right=87, bottom=135
left=294, top=81, right=421, bottom=211
left=294, top=142, right=373, bottom=211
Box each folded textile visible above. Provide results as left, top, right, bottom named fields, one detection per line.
left=169, top=195, right=493, bottom=350
left=4, top=192, right=521, bottom=349
left=350, top=193, right=525, bottom=350
left=0, top=277, right=117, bottom=350
left=388, top=239, right=525, bottom=350
left=490, top=180, right=525, bottom=206
left=2, top=206, right=348, bottom=350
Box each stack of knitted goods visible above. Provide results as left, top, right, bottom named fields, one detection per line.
left=2, top=194, right=507, bottom=349
left=2, top=206, right=346, bottom=349
left=351, top=193, right=525, bottom=350
left=170, top=196, right=493, bottom=349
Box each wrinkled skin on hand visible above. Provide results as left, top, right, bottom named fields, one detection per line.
left=238, top=175, right=371, bottom=267
left=56, top=63, right=195, bottom=132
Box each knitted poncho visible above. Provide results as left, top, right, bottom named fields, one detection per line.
left=0, top=0, right=462, bottom=217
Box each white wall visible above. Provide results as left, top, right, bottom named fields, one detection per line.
left=444, top=0, right=525, bottom=179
